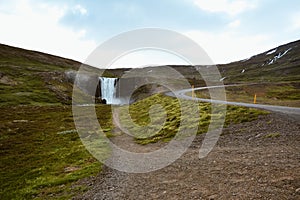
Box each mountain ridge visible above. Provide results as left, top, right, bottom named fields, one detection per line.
left=0, top=43, right=81, bottom=70
left=0, top=39, right=299, bottom=106
left=217, top=39, right=300, bottom=82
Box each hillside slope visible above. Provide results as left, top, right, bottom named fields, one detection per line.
left=102, top=40, right=300, bottom=85
left=1, top=40, right=299, bottom=106
left=0, top=44, right=108, bottom=199
left=218, top=40, right=300, bottom=82
left=0, top=44, right=102, bottom=105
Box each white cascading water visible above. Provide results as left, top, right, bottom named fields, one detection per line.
left=99, top=77, right=118, bottom=104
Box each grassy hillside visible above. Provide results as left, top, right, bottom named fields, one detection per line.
left=218, top=40, right=300, bottom=83
left=0, top=44, right=81, bottom=106
left=0, top=104, right=114, bottom=199
left=96, top=40, right=300, bottom=104
left=0, top=44, right=108, bottom=106
left=0, top=44, right=109, bottom=199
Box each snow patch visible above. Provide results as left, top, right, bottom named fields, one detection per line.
left=267, top=48, right=292, bottom=65
left=266, top=48, right=277, bottom=55
left=219, top=77, right=226, bottom=81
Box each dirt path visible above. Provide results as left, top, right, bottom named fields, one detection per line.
left=74, top=112, right=300, bottom=199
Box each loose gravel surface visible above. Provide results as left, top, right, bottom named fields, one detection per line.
left=74, top=112, right=300, bottom=200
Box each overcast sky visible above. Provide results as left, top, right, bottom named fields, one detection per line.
left=1, top=0, right=299, bottom=68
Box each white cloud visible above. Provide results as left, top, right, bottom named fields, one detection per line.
left=0, top=0, right=293, bottom=68
left=193, top=0, right=256, bottom=16
left=0, top=0, right=96, bottom=62
left=109, top=50, right=189, bottom=69
left=73, top=4, right=88, bottom=16
left=184, top=30, right=276, bottom=64
left=290, top=12, right=300, bottom=31
left=228, top=19, right=241, bottom=28
left=96, top=29, right=277, bottom=67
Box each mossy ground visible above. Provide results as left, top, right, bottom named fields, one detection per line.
left=264, top=132, right=281, bottom=138
left=0, top=56, right=72, bottom=106
left=0, top=49, right=113, bottom=199
left=119, top=94, right=269, bottom=144
left=0, top=105, right=112, bottom=199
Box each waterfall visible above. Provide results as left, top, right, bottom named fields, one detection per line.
left=99, top=77, right=118, bottom=104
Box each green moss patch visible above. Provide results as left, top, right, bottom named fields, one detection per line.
left=264, top=132, right=281, bottom=138
left=0, top=105, right=112, bottom=199
left=118, top=94, right=268, bottom=144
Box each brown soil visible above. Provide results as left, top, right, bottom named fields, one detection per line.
left=74, top=112, right=300, bottom=200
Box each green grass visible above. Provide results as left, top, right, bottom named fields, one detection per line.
left=0, top=75, right=60, bottom=106
left=0, top=53, right=82, bottom=107
left=266, top=84, right=300, bottom=100
left=0, top=47, right=115, bottom=199
left=0, top=63, right=62, bottom=106
left=264, top=132, right=281, bottom=138
left=195, top=82, right=300, bottom=107
left=0, top=105, right=112, bottom=199
left=118, top=94, right=269, bottom=144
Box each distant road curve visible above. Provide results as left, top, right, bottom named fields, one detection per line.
left=166, top=85, right=300, bottom=118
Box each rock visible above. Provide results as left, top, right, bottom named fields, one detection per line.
left=64, top=70, right=77, bottom=83
left=64, top=166, right=81, bottom=173
left=57, top=130, right=77, bottom=135
left=0, top=74, right=17, bottom=85
left=208, top=194, right=217, bottom=200
left=95, top=97, right=102, bottom=104
left=13, top=120, right=28, bottom=123
left=295, top=188, right=300, bottom=194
